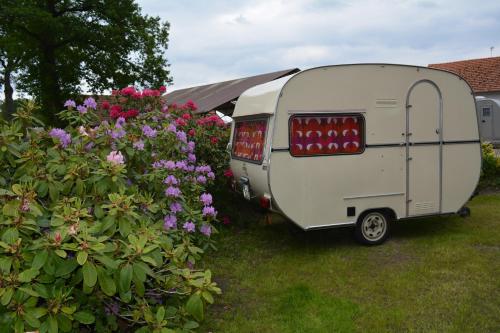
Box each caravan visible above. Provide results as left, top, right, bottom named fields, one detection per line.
left=229, top=64, right=481, bottom=244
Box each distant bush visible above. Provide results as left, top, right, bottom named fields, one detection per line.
left=481, top=142, right=500, bottom=179
left=0, top=87, right=230, bottom=332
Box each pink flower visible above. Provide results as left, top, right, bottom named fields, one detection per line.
left=182, top=113, right=192, bottom=120
left=188, top=129, right=196, bottom=137
left=200, top=224, right=212, bottom=237
left=106, top=151, right=125, bottom=165
left=210, top=137, right=218, bottom=144
left=222, top=216, right=231, bottom=225
left=102, top=101, right=110, bottom=110
left=159, top=85, right=167, bottom=93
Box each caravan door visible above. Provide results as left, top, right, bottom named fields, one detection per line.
left=406, top=80, right=442, bottom=217
left=479, top=102, right=494, bottom=141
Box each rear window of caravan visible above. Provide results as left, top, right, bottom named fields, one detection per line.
left=232, top=119, right=268, bottom=163
left=289, top=114, right=365, bottom=157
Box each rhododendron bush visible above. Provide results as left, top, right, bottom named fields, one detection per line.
left=0, top=87, right=230, bottom=332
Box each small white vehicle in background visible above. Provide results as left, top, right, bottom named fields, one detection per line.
left=228, top=64, right=481, bottom=245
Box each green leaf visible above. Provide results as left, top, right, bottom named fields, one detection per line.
left=2, top=200, right=19, bottom=217
left=74, top=311, right=95, bottom=324
left=119, top=264, right=133, bottom=292
left=24, top=311, right=41, bottom=328
left=98, top=270, right=116, bottom=296
left=11, top=184, right=23, bottom=195
left=2, top=228, right=19, bottom=243
left=48, top=315, right=58, bottom=333
left=32, top=250, right=48, bottom=270
left=118, top=218, right=132, bottom=237
left=1, top=287, right=13, bottom=305
left=202, top=291, right=214, bottom=304
left=94, top=255, right=118, bottom=269
left=18, top=287, right=40, bottom=297
left=0, top=257, right=12, bottom=273
left=82, top=261, right=97, bottom=287
left=54, top=249, right=67, bottom=258
left=18, top=268, right=39, bottom=283
left=186, top=294, right=204, bottom=321
left=94, top=205, right=105, bottom=219
left=156, top=306, right=165, bottom=322
left=77, top=251, right=88, bottom=265
left=48, top=184, right=60, bottom=202
left=55, top=259, right=78, bottom=277
left=140, top=255, right=158, bottom=267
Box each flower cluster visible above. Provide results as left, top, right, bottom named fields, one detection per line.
left=49, top=128, right=71, bottom=148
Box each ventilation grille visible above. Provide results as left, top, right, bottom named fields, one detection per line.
left=375, top=99, right=398, bottom=108
left=414, top=201, right=435, bottom=213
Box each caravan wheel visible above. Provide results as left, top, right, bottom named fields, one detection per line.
left=355, top=211, right=390, bottom=245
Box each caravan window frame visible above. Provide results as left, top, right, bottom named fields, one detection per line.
left=288, top=113, right=366, bottom=157
left=231, top=117, right=269, bottom=165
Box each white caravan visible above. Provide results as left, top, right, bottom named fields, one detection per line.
left=229, top=64, right=481, bottom=245
left=476, top=96, right=500, bottom=144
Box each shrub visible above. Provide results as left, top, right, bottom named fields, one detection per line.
left=0, top=88, right=229, bottom=332
left=481, top=142, right=500, bottom=178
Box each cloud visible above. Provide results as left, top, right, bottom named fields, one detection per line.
left=137, top=0, right=500, bottom=90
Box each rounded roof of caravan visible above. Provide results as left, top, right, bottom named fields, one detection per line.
left=232, top=64, right=471, bottom=118
left=475, top=96, right=500, bottom=105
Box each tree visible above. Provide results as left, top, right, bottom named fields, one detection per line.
left=0, top=25, right=24, bottom=120
left=0, top=0, right=171, bottom=125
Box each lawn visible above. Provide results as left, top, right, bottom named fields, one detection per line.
left=201, top=194, right=500, bottom=332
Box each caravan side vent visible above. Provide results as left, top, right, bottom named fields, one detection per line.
left=375, top=99, right=398, bottom=108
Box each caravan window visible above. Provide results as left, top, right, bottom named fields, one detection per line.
left=232, top=119, right=268, bottom=163
left=289, top=114, right=365, bottom=157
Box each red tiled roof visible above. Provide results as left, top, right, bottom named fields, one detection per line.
left=429, top=57, right=500, bottom=93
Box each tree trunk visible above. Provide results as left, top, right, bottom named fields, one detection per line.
left=39, top=44, right=62, bottom=126
left=3, top=66, right=15, bottom=120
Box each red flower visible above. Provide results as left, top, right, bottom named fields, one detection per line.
left=125, top=109, right=139, bottom=118
left=184, top=100, right=198, bottom=111
left=121, top=86, right=136, bottom=96
left=210, top=136, right=218, bottom=144
left=101, top=101, right=110, bottom=110
left=54, top=232, right=62, bottom=244
left=159, top=85, right=167, bottom=93
left=224, top=169, right=234, bottom=178
left=188, top=128, right=196, bottom=136
left=176, top=118, right=187, bottom=127
left=110, top=105, right=122, bottom=119
left=222, top=216, right=231, bottom=225
left=182, top=113, right=192, bottom=120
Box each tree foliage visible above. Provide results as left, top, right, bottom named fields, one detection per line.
left=0, top=0, right=171, bottom=125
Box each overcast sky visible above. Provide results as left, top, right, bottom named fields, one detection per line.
left=137, top=0, right=500, bottom=91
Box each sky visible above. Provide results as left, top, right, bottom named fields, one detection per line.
left=136, top=0, right=500, bottom=91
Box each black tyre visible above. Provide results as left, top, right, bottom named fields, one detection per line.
left=355, top=211, right=390, bottom=245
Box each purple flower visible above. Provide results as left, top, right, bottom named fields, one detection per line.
left=77, top=105, right=87, bottom=114
left=49, top=128, right=71, bottom=148
left=163, top=215, right=177, bottom=230
left=200, top=193, right=212, bottom=206
left=133, top=140, right=145, bottom=150
left=111, top=129, right=126, bottom=139
left=165, top=160, right=176, bottom=170
left=207, top=172, right=215, bottom=180
left=64, top=99, right=76, bottom=108
left=106, top=151, right=125, bottom=165
left=175, top=161, right=187, bottom=170
left=196, top=175, right=207, bottom=184
left=116, top=117, right=126, bottom=128
left=142, top=125, right=157, bottom=138
left=188, top=141, right=195, bottom=152
left=163, top=175, right=179, bottom=185
left=195, top=165, right=212, bottom=174
left=83, top=97, right=97, bottom=110
left=200, top=224, right=212, bottom=237
left=203, top=206, right=217, bottom=217
left=170, top=202, right=183, bottom=213
left=85, top=142, right=94, bottom=151
left=176, top=130, right=187, bottom=143
left=165, top=186, right=181, bottom=197
left=183, top=221, right=195, bottom=233
left=167, top=124, right=176, bottom=132
left=188, top=153, right=196, bottom=163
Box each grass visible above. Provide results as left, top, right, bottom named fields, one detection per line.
left=201, top=194, right=500, bottom=332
